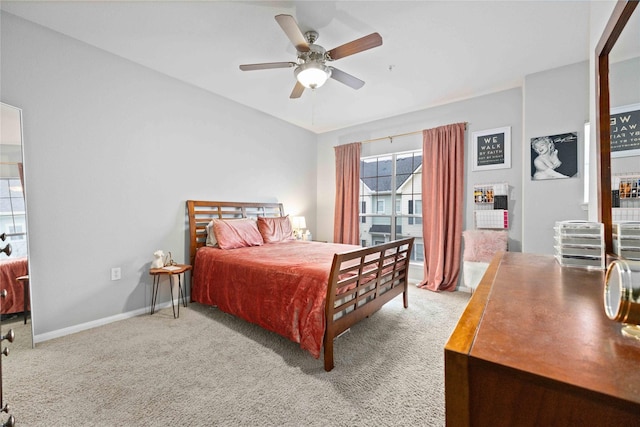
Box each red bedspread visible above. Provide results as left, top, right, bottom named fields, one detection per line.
left=192, top=241, right=359, bottom=358
left=0, top=257, right=28, bottom=315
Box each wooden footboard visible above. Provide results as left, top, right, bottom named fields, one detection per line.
left=323, top=237, right=414, bottom=371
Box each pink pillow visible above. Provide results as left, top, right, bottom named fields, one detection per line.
left=257, top=216, right=294, bottom=243
left=212, top=218, right=264, bottom=250
left=462, top=230, right=508, bottom=262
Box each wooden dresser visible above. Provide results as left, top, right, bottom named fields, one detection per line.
left=445, top=252, right=640, bottom=426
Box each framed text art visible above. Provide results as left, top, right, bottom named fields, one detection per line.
left=611, top=103, right=640, bottom=158
left=472, top=127, right=511, bottom=171
left=530, top=132, right=578, bottom=181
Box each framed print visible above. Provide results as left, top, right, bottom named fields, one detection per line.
left=472, top=126, right=511, bottom=171
left=530, top=132, right=578, bottom=180
left=611, top=103, right=640, bottom=158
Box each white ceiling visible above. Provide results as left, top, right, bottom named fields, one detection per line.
left=1, top=1, right=598, bottom=134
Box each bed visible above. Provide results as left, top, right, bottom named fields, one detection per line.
left=187, top=200, right=414, bottom=371
left=0, top=257, right=28, bottom=316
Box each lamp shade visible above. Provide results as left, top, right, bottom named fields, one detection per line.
left=295, top=62, right=330, bottom=89
left=292, top=216, right=307, bottom=229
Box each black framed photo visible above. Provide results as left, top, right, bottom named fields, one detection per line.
left=530, top=132, right=578, bottom=180
left=472, top=126, right=511, bottom=171
left=611, top=103, right=640, bottom=158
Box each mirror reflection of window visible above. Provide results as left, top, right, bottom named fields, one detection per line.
left=584, top=122, right=590, bottom=205
left=0, top=175, right=27, bottom=257
left=0, top=103, right=26, bottom=258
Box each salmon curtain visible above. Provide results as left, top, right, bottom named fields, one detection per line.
left=419, top=123, right=465, bottom=292
left=333, top=142, right=361, bottom=244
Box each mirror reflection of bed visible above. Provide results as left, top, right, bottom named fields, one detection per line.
left=0, top=253, right=30, bottom=343
left=0, top=102, right=32, bottom=349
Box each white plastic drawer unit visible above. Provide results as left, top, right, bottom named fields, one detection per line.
left=613, top=222, right=640, bottom=261
left=554, top=220, right=605, bottom=270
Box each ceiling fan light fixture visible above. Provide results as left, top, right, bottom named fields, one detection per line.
left=295, top=61, right=331, bottom=89
left=240, top=15, right=382, bottom=97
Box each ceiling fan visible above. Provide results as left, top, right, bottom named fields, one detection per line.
left=239, top=14, right=383, bottom=99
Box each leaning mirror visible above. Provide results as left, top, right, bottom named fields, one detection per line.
left=596, top=0, right=639, bottom=256
left=0, top=102, right=32, bottom=348
left=609, top=3, right=640, bottom=257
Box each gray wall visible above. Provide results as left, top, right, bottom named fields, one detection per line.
left=316, top=87, right=524, bottom=253
left=522, top=61, right=589, bottom=254
left=1, top=2, right=629, bottom=341
left=317, top=61, right=597, bottom=274
left=1, top=12, right=318, bottom=342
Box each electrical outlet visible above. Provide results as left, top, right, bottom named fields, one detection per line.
left=111, top=267, right=121, bottom=281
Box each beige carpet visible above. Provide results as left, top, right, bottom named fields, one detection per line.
left=3, top=285, right=469, bottom=426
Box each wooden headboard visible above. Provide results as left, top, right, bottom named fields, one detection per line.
left=186, top=200, right=285, bottom=266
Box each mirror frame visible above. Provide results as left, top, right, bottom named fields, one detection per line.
left=596, top=0, right=639, bottom=255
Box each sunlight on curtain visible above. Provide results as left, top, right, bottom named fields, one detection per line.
left=419, top=123, right=465, bottom=291
left=334, top=142, right=361, bottom=244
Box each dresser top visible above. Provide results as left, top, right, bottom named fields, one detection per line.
left=463, top=252, right=640, bottom=405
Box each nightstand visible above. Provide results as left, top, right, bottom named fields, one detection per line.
left=149, top=264, right=191, bottom=318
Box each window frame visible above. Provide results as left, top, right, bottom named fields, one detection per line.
left=359, top=149, right=423, bottom=259
left=413, top=242, right=425, bottom=262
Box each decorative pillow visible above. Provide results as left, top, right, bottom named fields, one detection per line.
left=205, top=220, right=217, bottom=247
left=462, top=230, right=508, bottom=262
left=212, top=218, right=264, bottom=250
left=257, top=216, right=294, bottom=243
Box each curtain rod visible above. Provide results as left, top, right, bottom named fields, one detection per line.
left=359, top=122, right=468, bottom=144
left=360, top=130, right=422, bottom=144
left=0, top=162, right=21, bottom=165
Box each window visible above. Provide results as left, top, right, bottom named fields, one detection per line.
left=412, top=243, right=424, bottom=262
left=408, top=199, right=423, bottom=225
left=359, top=150, right=423, bottom=262
left=584, top=122, right=590, bottom=204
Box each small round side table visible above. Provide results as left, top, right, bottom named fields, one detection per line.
left=149, top=264, right=192, bottom=318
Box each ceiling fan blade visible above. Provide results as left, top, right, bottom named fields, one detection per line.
left=239, top=62, right=296, bottom=71
left=275, top=14, right=310, bottom=52
left=327, top=33, right=383, bottom=60
left=290, top=81, right=305, bottom=99
left=329, top=67, right=365, bottom=90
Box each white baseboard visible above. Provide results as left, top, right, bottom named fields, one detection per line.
left=33, top=299, right=181, bottom=345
